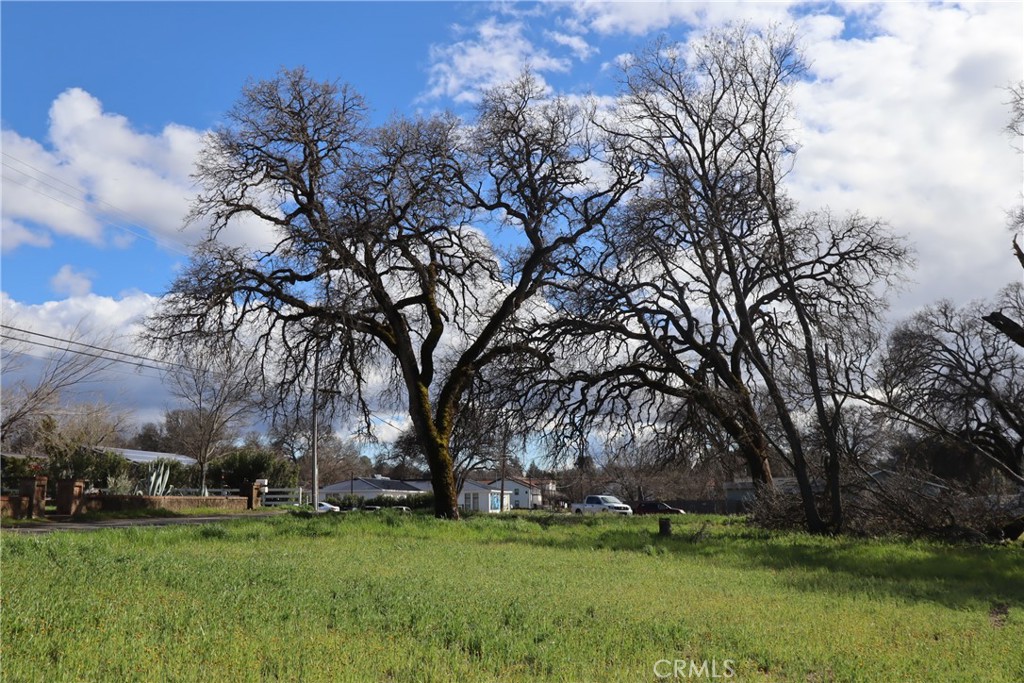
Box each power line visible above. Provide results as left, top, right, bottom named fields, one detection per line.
left=2, top=345, right=167, bottom=382
left=2, top=324, right=405, bottom=430
left=1, top=152, right=196, bottom=256
left=0, top=333, right=167, bottom=373
left=1, top=324, right=189, bottom=372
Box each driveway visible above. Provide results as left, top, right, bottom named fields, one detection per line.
left=1, top=511, right=285, bottom=534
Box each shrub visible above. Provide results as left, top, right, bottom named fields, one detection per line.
left=326, top=494, right=363, bottom=509
left=208, top=447, right=298, bottom=490
left=749, top=471, right=1024, bottom=542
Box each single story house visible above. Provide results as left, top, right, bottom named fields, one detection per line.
left=320, top=476, right=425, bottom=502
left=460, top=480, right=511, bottom=513
left=487, top=476, right=544, bottom=509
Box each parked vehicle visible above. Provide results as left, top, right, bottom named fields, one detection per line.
left=362, top=505, right=382, bottom=512
left=634, top=501, right=686, bottom=515
left=317, top=502, right=341, bottom=513
left=571, top=495, right=633, bottom=515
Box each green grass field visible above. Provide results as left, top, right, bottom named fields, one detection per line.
left=2, top=512, right=1022, bottom=682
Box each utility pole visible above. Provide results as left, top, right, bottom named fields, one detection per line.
left=498, top=419, right=509, bottom=512
left=499, top=450, right=507, bottom=513
left=311, top=345, right=320, bottom=510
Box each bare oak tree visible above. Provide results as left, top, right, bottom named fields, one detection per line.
left=145, top=69, right=639, bottom=518
left=162, top=341, right=259, bottom=493
left=526, top=26, right=910, bottom=533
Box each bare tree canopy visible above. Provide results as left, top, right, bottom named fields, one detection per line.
left=145, top=68, right=640, bottom=518
left=161, top=340, right=259, bottom=493
left=881, top=286, right=1024, bottom=486
left=521, top=25, right=911, bottom=533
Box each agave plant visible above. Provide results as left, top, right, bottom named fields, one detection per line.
left=145, top=462, right=172, bottom=496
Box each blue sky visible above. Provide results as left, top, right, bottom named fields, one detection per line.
left=2, top=1, right=1022, bottom=434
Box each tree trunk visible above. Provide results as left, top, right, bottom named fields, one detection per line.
left=405, top=379, right=462, bottom=520
left=423, top=435, right=460, bottom=519
left=199, top=460, right=209, bottom=496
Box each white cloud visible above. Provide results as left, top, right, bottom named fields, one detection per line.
left=1, top=289, right=158, bottom=344
left=532, top=1, right=1024, bottom=313
left=545, top=30, right=597, bottom=61
left=787, top=1, right=1024, bottom=313
left=1, top=88, right=276, bottom=257
left=1, top=290, right=166, bottom=423
left=1, top=129, right=104, bottom=246
left=50, top=265, right=93, bottom=297
left=424, top=18, right=572, bottom=103
left=1, top=217, right=53, bottom=252
left=571, top=0, right=797, bottom=36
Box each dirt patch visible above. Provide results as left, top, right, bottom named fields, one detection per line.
left=989, top=601, right=1010, bottom=628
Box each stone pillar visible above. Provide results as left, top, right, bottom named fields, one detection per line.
left=19, top=476, right=48, bottom=519
left=241, top=481, right=260, bottom=510
left=56, top=479, right=86, bottom=515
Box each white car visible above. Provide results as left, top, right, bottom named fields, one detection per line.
left=571, top=495, right=633, bottom=515
left=317, top=502, right=341, bottom=513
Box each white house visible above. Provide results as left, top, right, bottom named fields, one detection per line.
left=459, top=480, right=510, bottom=513
left=487, top=477, right=544, bottom=510
left=320, top=476, right=425, bottom=502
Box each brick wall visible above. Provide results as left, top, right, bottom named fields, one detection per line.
left=91, top=495, right=249, bottom=513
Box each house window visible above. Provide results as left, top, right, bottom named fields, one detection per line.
left=514, top=488, right=520, bottom=495
left=471, top=492, right=479, bottom=509
left=463, top=493, right=471, bottom=509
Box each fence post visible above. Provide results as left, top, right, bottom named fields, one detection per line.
left=19, top=476, right=47, bottom=519
left=240, top=481, right=260, bottom=510
left=56, top=479, right=86, bottom=515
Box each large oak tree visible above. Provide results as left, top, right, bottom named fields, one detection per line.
left=146, top=69, right=639, bottom=518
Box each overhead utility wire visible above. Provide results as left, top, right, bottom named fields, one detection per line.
left=1, top=152, right=195, bottom=256
left=1, top=345, right=169, bottom=383
left=1, top=324, right=191, bottom=372
left=0, top=333, right=166, bottom=372
left=2, top=325, right=406, bottom=432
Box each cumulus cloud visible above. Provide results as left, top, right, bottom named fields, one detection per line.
left=570, top=0, right=797, bottom=36
left=545, top=30, right=597, bottom=61
left=1, top=290, right=167, bottom=423
left=424, top=1, right=1023, bottom=314
left=1, top=88, right=275, bottom=256
left=786, top=1, right=1024, bottom=313
left=424, top=18, right=572, bottom=103
left=50, top=265, right=93, bottom=297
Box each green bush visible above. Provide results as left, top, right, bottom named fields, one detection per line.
left=362, top=492, right=431, bottom=509
left=0, top=455, right=45, bottom=486
left=326, top=494, right=364, bottom=509
left=45, top=447, right=129, bottom=489
left=207, top=447, right=298, bottom=490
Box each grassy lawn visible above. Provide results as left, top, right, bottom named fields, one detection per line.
left=2, top=513, right=1021, bottom=682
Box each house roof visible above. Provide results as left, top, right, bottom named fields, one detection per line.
left=99, top=447, right=197, bottom=467
left=460, top=480, right=508, bottom=494
left=321, top=477, right=423, bottom=493
left=487, top=476, right=541, bottom=489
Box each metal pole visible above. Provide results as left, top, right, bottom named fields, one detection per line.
left=312, top=345, right=320, bottom=510
left=499, top=421, right=507, bottom=512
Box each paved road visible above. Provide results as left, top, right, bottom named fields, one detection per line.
left=1, top=511, right=286, bottom=534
